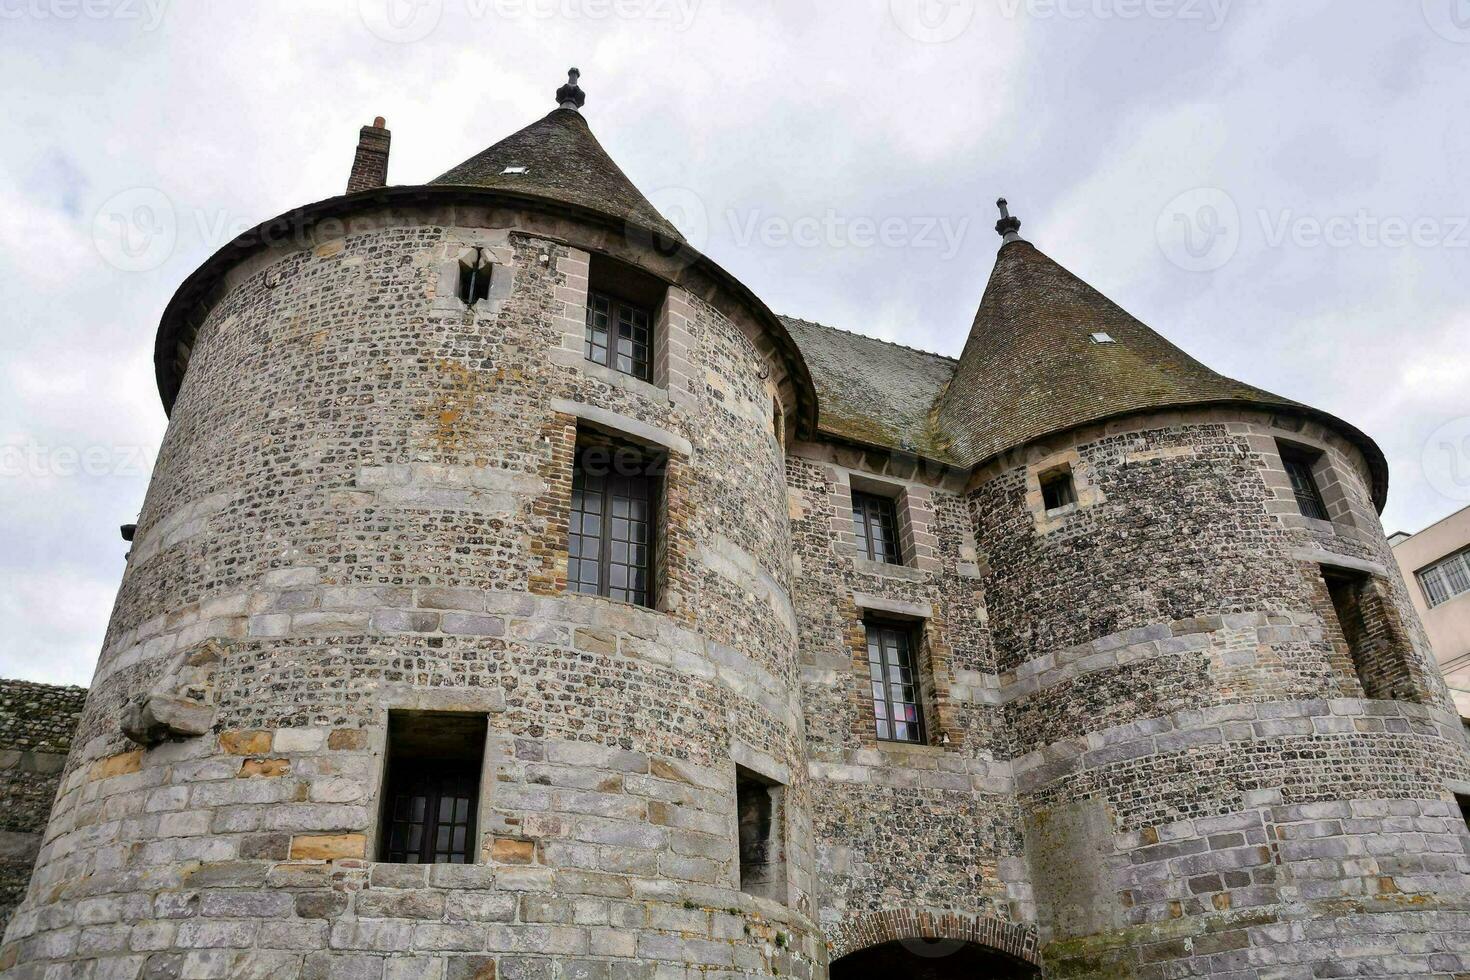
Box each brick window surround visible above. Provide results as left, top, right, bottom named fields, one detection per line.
left=531, top=405, right=694, bottom=622
left=1315, top=564, right=1430, bottom=702
left=1280, top=443, right=1331, bottom=521
left=568, top=436, right=664, bottom=609
left=836, top=471, right=939, bottom=573
left=864, top=619, right=925, bottom=743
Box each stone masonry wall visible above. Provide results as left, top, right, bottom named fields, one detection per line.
left=1, top=207, right=822, bottom=979
left=970, top=409, right=1470, bottom=978
left=0, top=680, right=86, bottom=930
left=786, top=440, right=1038, bottom=965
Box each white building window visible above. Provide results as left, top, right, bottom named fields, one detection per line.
left=1418, top=549, right=1470, bottom=608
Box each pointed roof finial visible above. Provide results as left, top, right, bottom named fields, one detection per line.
left=556, top=68, right=586, bottom=111
left=995, top=198, right=1023, bottom=244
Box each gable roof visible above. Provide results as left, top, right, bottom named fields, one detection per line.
left=780, top=316, right=957, bottom=462
left=432, top=107, right=681, bottom=241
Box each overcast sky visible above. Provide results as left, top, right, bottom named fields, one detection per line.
left=3, top=1, right=1468, bottom=687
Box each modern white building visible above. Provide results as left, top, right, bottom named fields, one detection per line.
left=1391, top=503, right=1470, bottom=717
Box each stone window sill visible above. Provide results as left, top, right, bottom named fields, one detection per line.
left=851, top=556, right=929, bottom=583
left=577, top=357, right=670, bottom=405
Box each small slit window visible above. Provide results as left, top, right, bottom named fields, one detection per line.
left=568, top=438, right=662, bottom=608
left=865, top=620, right=925, bottom=744
left=379, top=711, right=487, bottom=865
left=852, top=490, right=902, bottom=565
left=1040, top=466, right=1078, bottom=512
left=457, top=248, right=492, bottom=307
left=1279, top=444, right=1330, bottom=521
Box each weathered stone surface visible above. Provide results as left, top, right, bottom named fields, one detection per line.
left=4, top=107, right=1467, bottom=980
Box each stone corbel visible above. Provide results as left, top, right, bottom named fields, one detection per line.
left=121, top=640, right=223, bottom=746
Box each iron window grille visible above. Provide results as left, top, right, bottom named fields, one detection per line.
left=865, top=621, right=925, bottom=744
left=569, top=446, right=658, bottom=608
left=852, top=491, right=902, bottom=565
left=380, top=763, right=478, bottom=864
left=585, top=290, right=652, bottom=381
left=1418, top=549, right=1470, bottom=608
left=1282, top=452, right=1330, bottom=521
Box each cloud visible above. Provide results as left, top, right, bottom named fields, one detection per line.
left=0, top=2, right=1464, bottom=685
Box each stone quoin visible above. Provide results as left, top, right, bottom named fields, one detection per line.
left=4, top=71, right=1469, bottom=979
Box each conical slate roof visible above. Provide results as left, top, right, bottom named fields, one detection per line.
left=935, top=240, right=1301, bottom=466
left=431, top=107, right=682, bottom=241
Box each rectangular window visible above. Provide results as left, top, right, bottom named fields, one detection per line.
left=865, top=621, right=924, bottom=744
left=1418, top=550, right=1470, bottom=608
left=585, top=290, right=651, bottom=381
left=852, top=490, right=901, bottom=565
left=1040, top=466, right=1078, bottom=511
left=1457, top=793, right=1470, bottom=835
left=735, top=765, right=787, bottom=904
left=1321, top=567, right=1422, bottom=702
left=379, top=711, right=487, bottom=865
left=569, top=442, right=659, bottom=608
left=1281, top=448, right=1330, bottom=521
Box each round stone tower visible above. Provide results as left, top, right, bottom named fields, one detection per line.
left=949, top=230, right=1470, bottom=976
left=7, top=83, right=1470, bottom=980
left=3, top=75, right=826, bottom=978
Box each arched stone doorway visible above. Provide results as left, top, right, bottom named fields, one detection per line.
left=830, top=938, right=1041, bottom=979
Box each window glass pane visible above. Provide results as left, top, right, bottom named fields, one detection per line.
left=863, top=623, right=923, bottom=743
left=852, top=492, right=902, bottom=565
left=1443, top=554, right=1470, bottom=595
left=568, top=447, right=656, bottom=608
left=1421, top=567, right=1449, bottom=606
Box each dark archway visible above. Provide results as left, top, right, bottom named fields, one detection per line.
left=831, top=939, right=1042, bottom=979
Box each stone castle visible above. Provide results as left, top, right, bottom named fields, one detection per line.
left=4, top=70, right=1469, bottom=978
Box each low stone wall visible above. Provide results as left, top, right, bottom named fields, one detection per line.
left=0, top=679, right=87, bottom=928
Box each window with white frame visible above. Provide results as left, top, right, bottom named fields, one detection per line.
left=1418, top=549, right=1470, bottom=608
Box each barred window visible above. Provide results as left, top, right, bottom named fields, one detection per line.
left=585, top=290, right=651, bottom=381
left=569, top=444, right=658, bottom=608
left=1281, top=449, right=1330, bottom=521
left=1418, top=550, right=1470, bottom=609
left=852, top=491, right=901, bottom=565
left=865, top=621, right=924, bottom=744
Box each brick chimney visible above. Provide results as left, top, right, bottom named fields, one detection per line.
left=346, top=117, right=391, bottom=193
